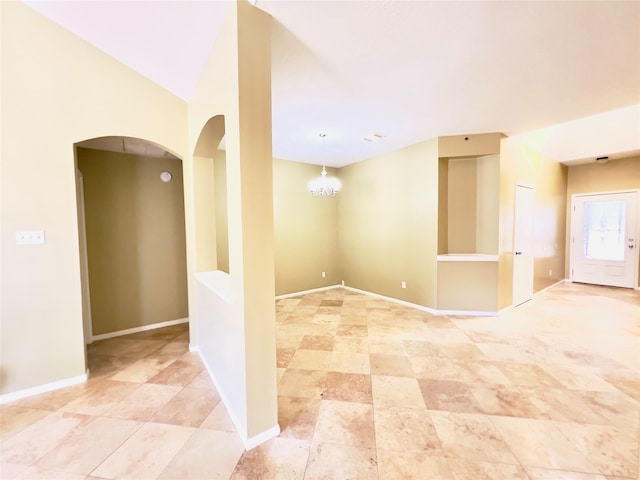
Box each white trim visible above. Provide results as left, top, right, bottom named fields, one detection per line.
left=275, top=285, right=341, bottom=300
left=245, top=425, right=281, bottom=450
left=0, top=372, right=88, bottom=404
left=341, top=285, right=497, bottom=317
left=91, top=318, right=188, bottom=342
left=193, top=346, right=279, bottom=451
left=437, top=254, right=498, bottom=262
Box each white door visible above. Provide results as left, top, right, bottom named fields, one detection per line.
left=571, top=191, right=638, bottom=288
left=513, top=184, right=535, bottom=306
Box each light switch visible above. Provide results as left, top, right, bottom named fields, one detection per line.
left=16, top=230, right=45, bottom=245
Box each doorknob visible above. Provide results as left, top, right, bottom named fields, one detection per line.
left=515, top=251, right=523, bottom=255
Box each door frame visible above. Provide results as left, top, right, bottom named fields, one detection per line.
left=512, top=182, right=535, bottom=306
left=569, top=189, right=640, bottom=289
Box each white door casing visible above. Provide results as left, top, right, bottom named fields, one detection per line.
left=513, top=184, right=535, bottom=306
left=570, top=191, right=638, bottom=288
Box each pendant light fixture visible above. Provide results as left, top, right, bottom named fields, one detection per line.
left=308, top=133, right=341, bottom=197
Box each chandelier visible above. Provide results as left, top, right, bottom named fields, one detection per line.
left=308, top=133, right=341, bottom=197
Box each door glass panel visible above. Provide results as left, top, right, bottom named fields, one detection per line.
left=582, top=200, right=625, bottom=261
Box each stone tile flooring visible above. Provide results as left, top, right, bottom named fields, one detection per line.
left=1, top=282, right=638, bottom=479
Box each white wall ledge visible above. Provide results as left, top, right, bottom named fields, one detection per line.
left=195, top=270, right=233, bottom=303
left=437, top=254, right=499, bottom=262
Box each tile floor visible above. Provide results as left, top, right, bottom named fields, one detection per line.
left=1, top=282, right=638, bottom=479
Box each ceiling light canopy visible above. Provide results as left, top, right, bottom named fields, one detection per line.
left=308, top=133, right=341, bottom=197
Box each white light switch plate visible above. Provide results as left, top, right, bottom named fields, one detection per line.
left=16, top=230, right=45, bottom=245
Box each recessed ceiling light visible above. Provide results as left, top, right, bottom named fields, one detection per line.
left=363, top=133, right=384, bottom=142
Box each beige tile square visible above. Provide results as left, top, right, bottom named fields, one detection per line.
left=13, top=465, right=86, bottom=479
left=468, top=384, right=542, bottom=418
left=374, top=406, right=441, bottom=453
left=368, top=337, right=406, bottom=355
left=158, top=429, right=244, bottom=480
left=447, top=458, right=530, bottom=480
left=110, top=357, right=176, bottom=383
left=377, top=450, right=453, bottom=479
left=103, top=383, right=181, bottom=421
left=553, top=422, right=638, bottom=478
left=418, top=379, right=483, bottom=414
left=200, top=401, right=236, bottom=432
left=35, top=417, right=141, bottom=475
left=524, top=467, right=608, bottom=479
left=0, top=407, right=51, bottom=441
left=304, top=443, right=378, bottom=480
left=333, top=336, right=369, bottom=354
left=230, top=437, right=309, bottom=480
left=288, top=350, right=332, bottom=370
left=409, top=356, right=462, bottom=381
left=337, top=324, right=368, bottom=337
left=369, top=354, right=415, bottom=377
left=520, top=387, right=613, bottom=425
left=278, top=369, right=327, bottom=400
left=278, top=396, right=321, bottom=440
left=150, top=387, right=220, bottom=427
left=323, top=372, right=372, bottom=404
left=430, top=411, right=518, bottom=464
left=312, top=400, right=375, bottom=448
left=327, top=351, right=371, bottom=374
left=147, top=359, right=204, bottom=387
left=61, top=380, right=139, bottom=416
left=0, top=411, right=93, bottom=466
left=299, top=335, right=335, bottom=351
left=495, top=362, right=565, bottom=388
left=371, top=375, right=425, bottom=408
left=90, top=422, right=195, bottom=480
left=489, top=416, right=599, bottom=473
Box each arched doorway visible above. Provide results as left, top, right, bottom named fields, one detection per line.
left=74, top=136, right=189, bottom=349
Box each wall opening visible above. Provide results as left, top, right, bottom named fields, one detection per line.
left=74, top=136, right=189, bottom=343
left=193, top=115, right=229, bottom=274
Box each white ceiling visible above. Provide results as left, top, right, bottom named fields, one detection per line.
left=24, top=0, right=640, bottom=167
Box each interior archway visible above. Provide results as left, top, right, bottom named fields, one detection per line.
left=74, top=136, right=189, bottom=349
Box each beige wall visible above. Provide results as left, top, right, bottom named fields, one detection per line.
left=566, top=156, right=640, bottom=287
left=214, top=151, right=230, bottom=273
left=1, top=1, right=188, bottom=396
left=274, top=159, right=340, bottom=295
left=437, top=262, right=499, bottom=311
left=476, top=154, right=500, bottom=254
left=77, top=148, right=188, bottom=335
left=447, top=158, right=477, bottom=253
left=498, top=137, right=568, bottom=309
left=338, top=139, right=439, bottom=308
left=187, top=0, right=278, bottom=444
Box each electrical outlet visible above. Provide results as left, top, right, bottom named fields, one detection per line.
left=341, top=280, right=345, bottom=286
left=549, top=269, right=553, bottom=277
left=322, top=271, right=326, bottom=278
left=401, top=281, right=406, bottom=289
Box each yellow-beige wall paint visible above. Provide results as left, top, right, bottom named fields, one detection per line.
left=77, top=148, right=188, bottom=335
left=338, top=139, right=439, bottom=308
left=1, top=1, right=188, bottom=396
left=274, top=159, right=340, bottom=295
left=498, top=137, right=567, bottom=309
left=447, top=158, right=478, bottom=253
left=186, top=0, right=278, bottom=443
left=566, top=156, right=640, bottom=287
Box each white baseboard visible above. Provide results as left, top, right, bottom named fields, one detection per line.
left=0, top=372, right=88, bottom=405
left=91, top=317, right=188, bottom=342
left=192, top=346, right=280, bottom=451
left=275, top=285, right=341, bottom=300
left=341, top=285, right=498, bottom=317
